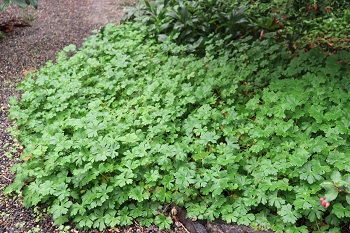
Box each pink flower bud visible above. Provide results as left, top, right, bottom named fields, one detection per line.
left=320, top=197, right=325, bottom=201
left=325, top=202, right=330, bottom=208
left=321, top=200, right=327, bottom=206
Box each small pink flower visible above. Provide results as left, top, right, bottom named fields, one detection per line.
left=283, top=15, right=287, bottom=20
left=320, top=197, right=330, bottom=208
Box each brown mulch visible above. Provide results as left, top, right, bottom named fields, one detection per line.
left=0, top=1, right=272, bottom=233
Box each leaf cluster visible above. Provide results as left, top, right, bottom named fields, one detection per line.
left=122, top=0, right=257, bottom=55
left=5, top=21, right=350, bottom=232
left=0, top=0, right=38, bottom=12
left=122, top=0, right=350, bottom=55
left=239, top=0, right=350, bottom=52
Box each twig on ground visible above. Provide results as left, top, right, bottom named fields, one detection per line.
left=2, top=174, right=12, bottom=182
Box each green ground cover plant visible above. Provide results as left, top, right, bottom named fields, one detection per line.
left=5, top=20, right=350, bottom=232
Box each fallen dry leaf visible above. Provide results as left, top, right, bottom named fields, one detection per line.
left=22, top=67, right=36, bottom=77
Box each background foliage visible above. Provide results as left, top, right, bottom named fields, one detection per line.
left=122, top=0, right=257, bottom=55
left=0, top=0, right=38, bottom=12
left=245, top=0, right=350, bottom=51
left=123, top=0, right=350, bottom=53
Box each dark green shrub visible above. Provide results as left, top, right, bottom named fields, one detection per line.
left=6, top=21, right=350, bottom=232
left=122, top=0, right=256, bottom=55
left=0, top=0, right=38, bottom=12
